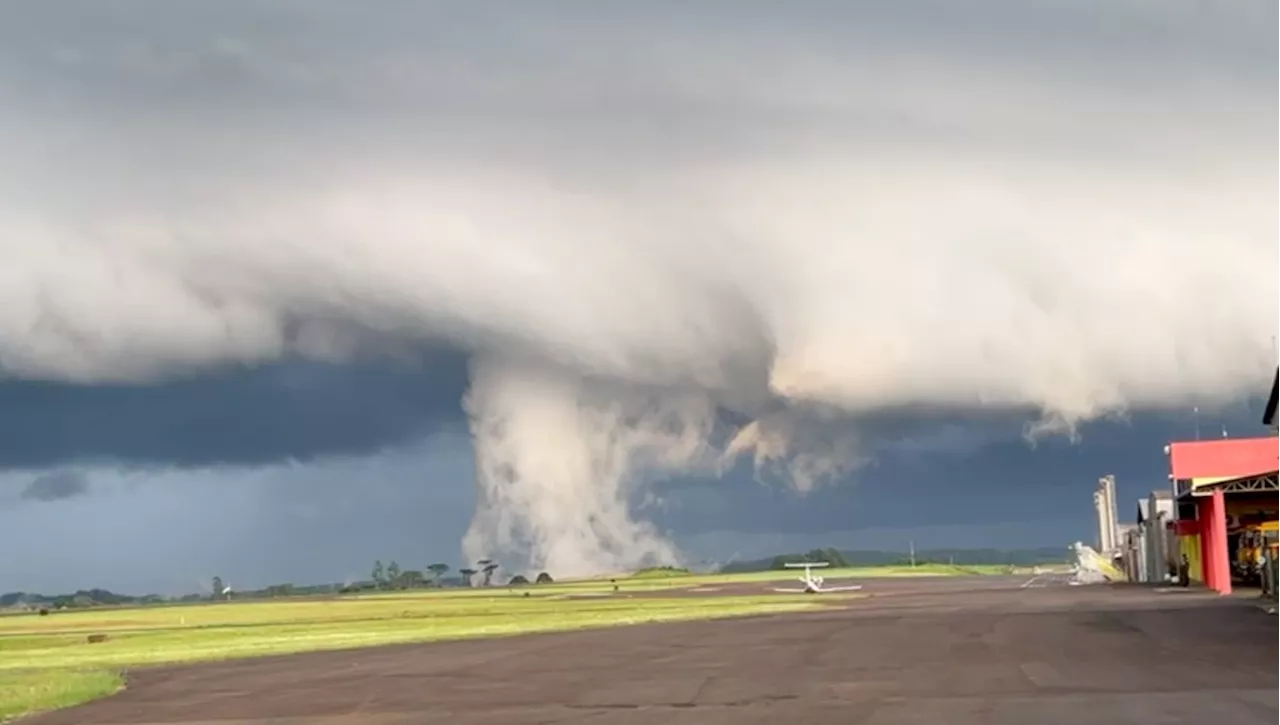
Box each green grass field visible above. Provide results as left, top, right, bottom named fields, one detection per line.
left=606, top=562, right=1029, bottom=585
left=672, top=563, right=1025, bottom=582
left=0, top=563, right=1013, bottom=721
left=0, top=584, right=827, bottom=721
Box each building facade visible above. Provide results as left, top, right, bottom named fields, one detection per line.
left=1094, top=475, right=1119, bottom=554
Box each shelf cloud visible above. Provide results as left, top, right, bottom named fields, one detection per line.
left=1, top=0, right=1274, bottom=575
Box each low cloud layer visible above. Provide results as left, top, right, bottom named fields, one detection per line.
left=1, top=1, right=1274, bottom=575
left=20, top=470, right=90, bottom=502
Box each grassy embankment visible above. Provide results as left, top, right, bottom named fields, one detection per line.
left=0, top=580, right=826, bottom=721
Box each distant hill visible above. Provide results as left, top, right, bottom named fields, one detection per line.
left=716, top=546, right=1070, bottom=573
left=0, top=588, right=169, bottom=611
left=0, top=581, right=388, bottom=611
left=1, top=576, right=515, bottom=611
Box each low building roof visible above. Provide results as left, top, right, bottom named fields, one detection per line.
left=1167, top=436, right=1278, bottom=482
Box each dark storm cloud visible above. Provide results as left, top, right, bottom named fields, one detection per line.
left=20, top=469, right=90, bottom=502
left=0, top=438, right=481, bottom=593
left=0, top=402, right=1267, bottom=592
left=0, top=0, right=1272, bottom=580
left=0, top=352, right=471, bottom=469
left=649, top=404, right=1269, bottom=537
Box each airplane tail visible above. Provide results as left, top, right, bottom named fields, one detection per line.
left=1070, top=542, right=1128, bottom=583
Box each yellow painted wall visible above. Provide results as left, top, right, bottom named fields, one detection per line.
left=1179, top=535, right=1203, bottom=582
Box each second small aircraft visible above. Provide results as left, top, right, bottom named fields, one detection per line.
left=772, top=561, right=864, bottom=594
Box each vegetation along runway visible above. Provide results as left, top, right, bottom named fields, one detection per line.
left=9, top=567, right=1274, bottom=724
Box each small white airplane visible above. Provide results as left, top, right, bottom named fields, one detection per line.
left=772, top=562, right=864, bottom=594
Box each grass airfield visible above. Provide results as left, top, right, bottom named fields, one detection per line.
left=0, top=564, right=1005, bottom=721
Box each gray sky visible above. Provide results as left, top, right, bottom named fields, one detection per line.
left=0, top=1, right=1274, bottom=592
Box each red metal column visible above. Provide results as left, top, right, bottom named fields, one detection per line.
left=1202, top=490, right=1232, bottom=595
left=1198, top=496, right=1217, bottom=590
left=1209, top=489, right=1232, bottom=595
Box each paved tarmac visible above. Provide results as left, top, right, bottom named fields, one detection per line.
left=29, top=576, right=1279, bottom=725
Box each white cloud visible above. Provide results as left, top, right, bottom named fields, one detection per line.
left=0, top=1, right=1273, bottom=574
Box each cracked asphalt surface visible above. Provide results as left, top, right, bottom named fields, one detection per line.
left=27, top=576, right=1279, bottom=724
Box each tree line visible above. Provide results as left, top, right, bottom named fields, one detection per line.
left=353, top=558, right=554, bottom=592
left=2, top=560, right=562, bottom=613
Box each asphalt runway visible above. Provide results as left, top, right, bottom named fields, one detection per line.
left=29, top=576, right=1278, bottom=725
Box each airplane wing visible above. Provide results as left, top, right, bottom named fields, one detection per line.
left=818, top=585, right=863, bottom=592
left=772, top=587, right=808, bottom=593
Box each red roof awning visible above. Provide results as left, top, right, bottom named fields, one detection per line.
left=1167, top=437, right=1278, bottom=481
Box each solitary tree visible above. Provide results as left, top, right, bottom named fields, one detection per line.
left=372, top=560, right=386, bottom=588
left=480, top=561, right=500, bottom=587
left=426, top=563, right=450, bottom=585
left=211, top=576, right=225, bottom=600
left=387, top=561, right=402, bottom=588
left=458, top=568, right=478, bottom=587
left=535, top=571, right=554, bottom=584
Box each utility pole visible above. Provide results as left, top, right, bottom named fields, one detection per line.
left=909, top=540, right=916, bottom=568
